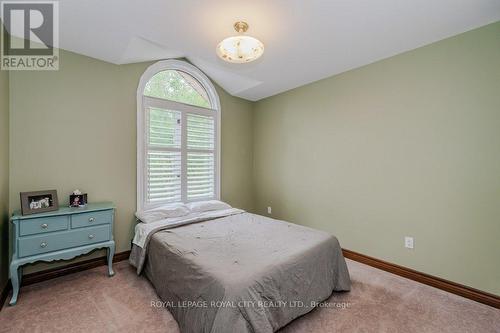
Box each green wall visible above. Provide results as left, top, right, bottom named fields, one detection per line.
left=253, top=22, right=500, bottom=295
left=0, top=65, right=9, bottom=293
left=8, top=50, right=254, bottom=274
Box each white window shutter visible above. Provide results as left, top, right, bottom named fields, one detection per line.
left=143, top=105, right=217, bottom=206
left=147, top=151, right=182, bottom=203
left=187, top=114, right=215, bottom=200
left=146, top=108, right=182, bottom=204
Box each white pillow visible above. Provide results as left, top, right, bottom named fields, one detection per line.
left=136, top=203, right=190, bottom=223
left=186, top=200, right=232, bottom=213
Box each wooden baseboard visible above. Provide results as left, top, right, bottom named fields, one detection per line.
left=3, top=248, right=498, bottom=310
left=0, top=250, right=130, bottom=311
left=342, top=248, right=500, bottom=309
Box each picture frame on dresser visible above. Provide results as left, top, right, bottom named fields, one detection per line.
left=20, top=190, right=59, bottom=216
left=69, top=193, right=87, bottom=207
left=9, top=202, right=116, bottom=306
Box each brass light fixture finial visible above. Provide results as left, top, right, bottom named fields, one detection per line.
left=233, top=21, right=249, bottom=33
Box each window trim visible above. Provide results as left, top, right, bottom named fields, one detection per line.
left=137, top=60, right=221, bottom=211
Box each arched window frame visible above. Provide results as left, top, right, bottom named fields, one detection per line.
left=137, top=60, right=221, bottom=211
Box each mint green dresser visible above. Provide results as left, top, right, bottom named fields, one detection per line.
left=9, top=202, right=116, bottom=305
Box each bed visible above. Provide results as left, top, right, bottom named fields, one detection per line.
left=129, top=208, right=351, bottom=333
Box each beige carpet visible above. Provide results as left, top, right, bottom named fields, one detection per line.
left=1, top=259, right=498, bottom=333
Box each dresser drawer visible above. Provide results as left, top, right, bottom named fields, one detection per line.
left=71, top=210, right=113, bottom=229
left=18, top=225, right=111, bottom=257
left=19, top=216, right=69, bottom=236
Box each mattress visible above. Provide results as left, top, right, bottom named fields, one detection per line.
left=130, top=212, right=351, bottom=333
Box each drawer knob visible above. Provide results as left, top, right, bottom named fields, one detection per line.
left=40, top=242, right=47, bottom=248
left=89, top=217, right=95, bottom=223
left=88, top=234, right=95, bottom=239
left=41, top=223, right=48, bottom=229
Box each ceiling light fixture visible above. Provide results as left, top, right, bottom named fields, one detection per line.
left=216, top=21, right=264, bottom=63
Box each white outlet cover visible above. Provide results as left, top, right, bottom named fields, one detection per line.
left=405, top=236, right=414, bottom=249
left=267, top=206, right=272, bottom=214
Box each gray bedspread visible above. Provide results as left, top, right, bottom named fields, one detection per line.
left=130, top=212, right=350, bottom=333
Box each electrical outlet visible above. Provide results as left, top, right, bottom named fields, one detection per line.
left=404, top=236, right=414, bottom=249
left=267, top=206, right=272, bottom=214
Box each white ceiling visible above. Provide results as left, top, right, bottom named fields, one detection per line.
left=22, top=1, right=500, bottom=100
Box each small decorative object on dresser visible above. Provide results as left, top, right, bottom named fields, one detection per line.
left=69, top=189, right=87, bottom=207
left=20, top=190, right=59, bottom=216
left=9, top=202, right=116, bottom=305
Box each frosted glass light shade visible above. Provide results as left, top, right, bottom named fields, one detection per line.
left=216, top=35, right=264, bottom=63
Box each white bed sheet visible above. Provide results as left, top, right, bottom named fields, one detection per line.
left=132, top=208, right=245, bottom=248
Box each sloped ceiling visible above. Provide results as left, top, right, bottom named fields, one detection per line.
left=9, top=0, right=500, bottom=100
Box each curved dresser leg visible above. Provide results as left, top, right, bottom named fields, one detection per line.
left=18, top=266, right=23, bottom=286
left=9, top=262, right=20, bottom=306
left=107, top=243, right=115, bottom=277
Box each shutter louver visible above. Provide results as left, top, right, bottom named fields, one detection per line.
left=148, top=108, right=181, bottom=148
left=147, top=151, right=182, bottom=203
left=187, top=114, right=215, bottom=200
left=187, top=114, right=215, bottom=150
left=146, top=107, right=182, bottom=204
left=187, top=153, right=215, bottom=200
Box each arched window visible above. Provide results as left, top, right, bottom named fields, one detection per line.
left=137, top=60, right=220, bottom=211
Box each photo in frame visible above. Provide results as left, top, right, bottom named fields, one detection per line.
left=69, top=193, right=88, bottom=207
left=20, top=190, right=59, bottom=216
